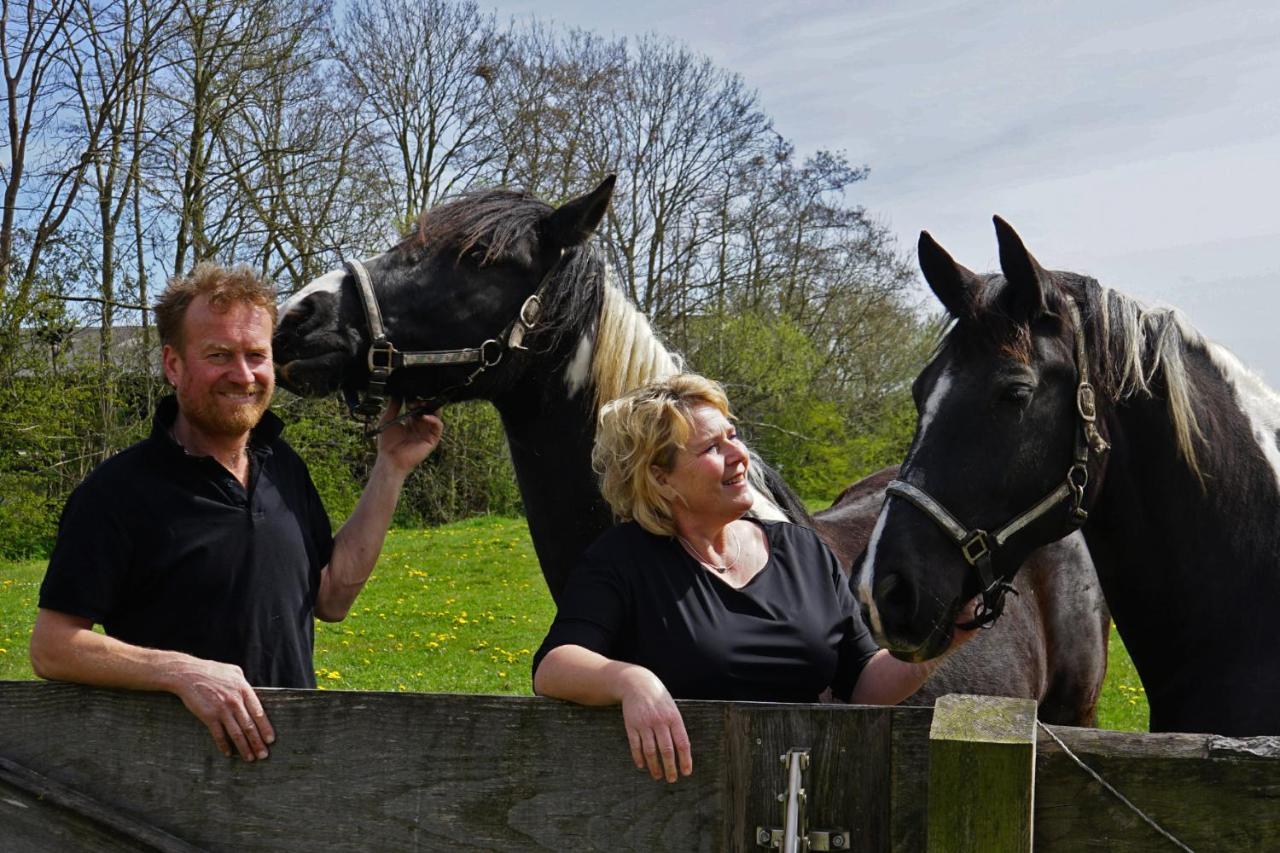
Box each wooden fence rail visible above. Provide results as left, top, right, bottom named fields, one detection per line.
left=1, top=682, right=1278, bottom=851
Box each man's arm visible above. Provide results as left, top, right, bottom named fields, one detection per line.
left=29, top=608, right=274, bottom=761
left=314, top=401, right=443, bottom=622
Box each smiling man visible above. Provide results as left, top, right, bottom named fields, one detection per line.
left=29, top=263, right=443, bottom=762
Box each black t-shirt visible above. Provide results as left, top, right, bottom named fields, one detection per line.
left=39, top=396, right=334, bottom=688
left=533, top=520, right=880, bottom=703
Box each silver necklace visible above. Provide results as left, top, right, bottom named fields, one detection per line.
left=676, top=526, right=741, bottom=574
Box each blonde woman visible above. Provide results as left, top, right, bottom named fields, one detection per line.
left=533, top=374, right=974, bottom=784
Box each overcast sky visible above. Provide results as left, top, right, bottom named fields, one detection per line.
left=487, top=0, right=1280, bottom=381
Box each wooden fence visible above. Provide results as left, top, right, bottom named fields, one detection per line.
left=1, top=682, right=1277, bottom=851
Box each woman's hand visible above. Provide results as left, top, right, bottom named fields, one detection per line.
left=619, top=667, right=692, bottom=783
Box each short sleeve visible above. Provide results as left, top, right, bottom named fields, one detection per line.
left=531, top=548, right=632, bottom=684
left=38, top=481, right=133, bottom=623
left=826, top=546, right=880, bottom=702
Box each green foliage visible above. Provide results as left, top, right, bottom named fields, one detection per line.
left=685, top=309, right=921, bottom=502
left=0, top=474, right=58, bottom=559
left=271, top=394, right=370, bottom=522
left=271, top=392, right=523, bottom=531
left=0, top=367, right=152, bottom=558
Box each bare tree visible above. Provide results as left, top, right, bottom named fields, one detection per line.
left=336, top=0, right=505, bottom=227
left=0, top=0, right=99, bottom=366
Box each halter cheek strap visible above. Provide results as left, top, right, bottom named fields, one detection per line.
left=343, top=250, right=565, bottom=428
left=885, top=296, right=1110, bottom=629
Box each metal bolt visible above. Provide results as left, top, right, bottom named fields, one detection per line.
left=832, top=833, right=846, bottom=849
left=757, top=828, right=772, bottom=846
left=777, top=792, right=786, bottom=803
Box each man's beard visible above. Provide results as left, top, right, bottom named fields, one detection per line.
left=177, top=382, right=273, bottom=437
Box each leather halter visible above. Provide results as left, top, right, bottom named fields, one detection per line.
left=884, top=296, right=1110, bottom=629
left=343, top=251, right=565, bottom=426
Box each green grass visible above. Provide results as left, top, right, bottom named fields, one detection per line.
left=0, top=516, right=1149, bottom=730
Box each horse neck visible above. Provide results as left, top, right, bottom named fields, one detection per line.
left=496, top=282, right=683, bottom=600
left=493, top=351, right=611, bottom=604
left=1083, top=342, right=1280, bottom=725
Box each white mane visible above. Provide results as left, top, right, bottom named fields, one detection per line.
left=1098, top=287, right=1280, bottom=489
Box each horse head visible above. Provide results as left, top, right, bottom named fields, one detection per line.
left=273, top=176, right=617, bottom=411
left=857, top=218, right=1109, bottom=661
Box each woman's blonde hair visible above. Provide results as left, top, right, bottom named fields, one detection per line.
left=592, top=373, right=733, bottom=536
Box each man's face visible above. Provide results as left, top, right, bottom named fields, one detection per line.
left=163, top=296, right=275, bottom=438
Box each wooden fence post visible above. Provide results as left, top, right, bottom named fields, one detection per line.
left=927, top=694, right=1036, bottom=853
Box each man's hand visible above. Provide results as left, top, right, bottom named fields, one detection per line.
left=170, top=659, right=275, bottom=761
left=30, top=609, right=276, bottom=761
left=375, top=398, right=444, bottom=477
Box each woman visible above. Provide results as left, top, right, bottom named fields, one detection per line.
left=532, top=374, right=975, bottom=783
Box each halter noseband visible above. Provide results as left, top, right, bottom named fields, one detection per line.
left=343, top=251, right=565, bottom=430
left=885, top=297, right=1110, bottom=629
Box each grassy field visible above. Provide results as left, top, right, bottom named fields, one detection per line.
left=0, top=516, right=1147, bottom=730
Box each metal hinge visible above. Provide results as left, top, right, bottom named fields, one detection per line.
left=754, top=748, right=851, bottom=852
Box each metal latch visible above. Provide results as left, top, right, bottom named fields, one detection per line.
left=754, top=748, right=851, bottom=852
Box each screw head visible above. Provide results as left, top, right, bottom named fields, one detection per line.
left=832, top=833, right=846, bottom=848
left=757, top=828, right=771, bottom=845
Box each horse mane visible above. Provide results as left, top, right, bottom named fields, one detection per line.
left=411, top=188, right=550, bottom=263
left=1090, top=284, right=1208, bottom=480
left=590, top=279, right=683, bottom=412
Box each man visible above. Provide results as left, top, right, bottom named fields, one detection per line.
left=29, top=263, right=442, bottom=762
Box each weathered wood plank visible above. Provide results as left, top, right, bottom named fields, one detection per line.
left=0, top=776, right=171, bottom=853
left=725, top=702, right=894, bottom=853
left=927, top=695, right=1036, bottom=853
left=0, top=682, right=922, bottom=852
left=0, top=682, right=729, bottom=851
left=889, top=704, right=934, bottom=853
left=1035, top=725, right=1280, bottom=852
left=0, top=756, right=204, bottom=852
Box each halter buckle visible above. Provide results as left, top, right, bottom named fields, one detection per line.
left=1076, top=382, right=1098, bottom=422
left=367, top=339, right=397, bottom=373
left=961, top=531, right=990, bottom=566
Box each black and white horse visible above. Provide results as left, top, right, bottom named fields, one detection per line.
left=272, top=179, right=1108, bottom=722
left=860, top=217, right=1280, bottom=736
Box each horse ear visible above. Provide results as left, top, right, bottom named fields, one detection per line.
left=918, top=231, right=979, bottom=319
left=993, top=216, right=1051, bottom=323
left=543, top=175, right=617, bottom=249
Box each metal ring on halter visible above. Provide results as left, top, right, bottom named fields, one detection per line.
left=480, top=339, right=503, bottom=367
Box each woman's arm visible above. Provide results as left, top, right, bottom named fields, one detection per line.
left=848, top=625, right=980, bottom=705
left=534, top=644, right=692, bottom=783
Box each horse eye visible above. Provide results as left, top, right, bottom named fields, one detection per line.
left=999, top=384, right=1034, bottom=405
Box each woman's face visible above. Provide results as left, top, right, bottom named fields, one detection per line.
left=656, top=403, right=753, bottom=528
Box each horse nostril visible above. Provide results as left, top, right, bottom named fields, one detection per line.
left=874, top=571, right=917, bottom=623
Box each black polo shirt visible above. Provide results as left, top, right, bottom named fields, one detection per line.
left=533, top=521, right=880, bottom=703
left=39, top=396, right=333, bottom=687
